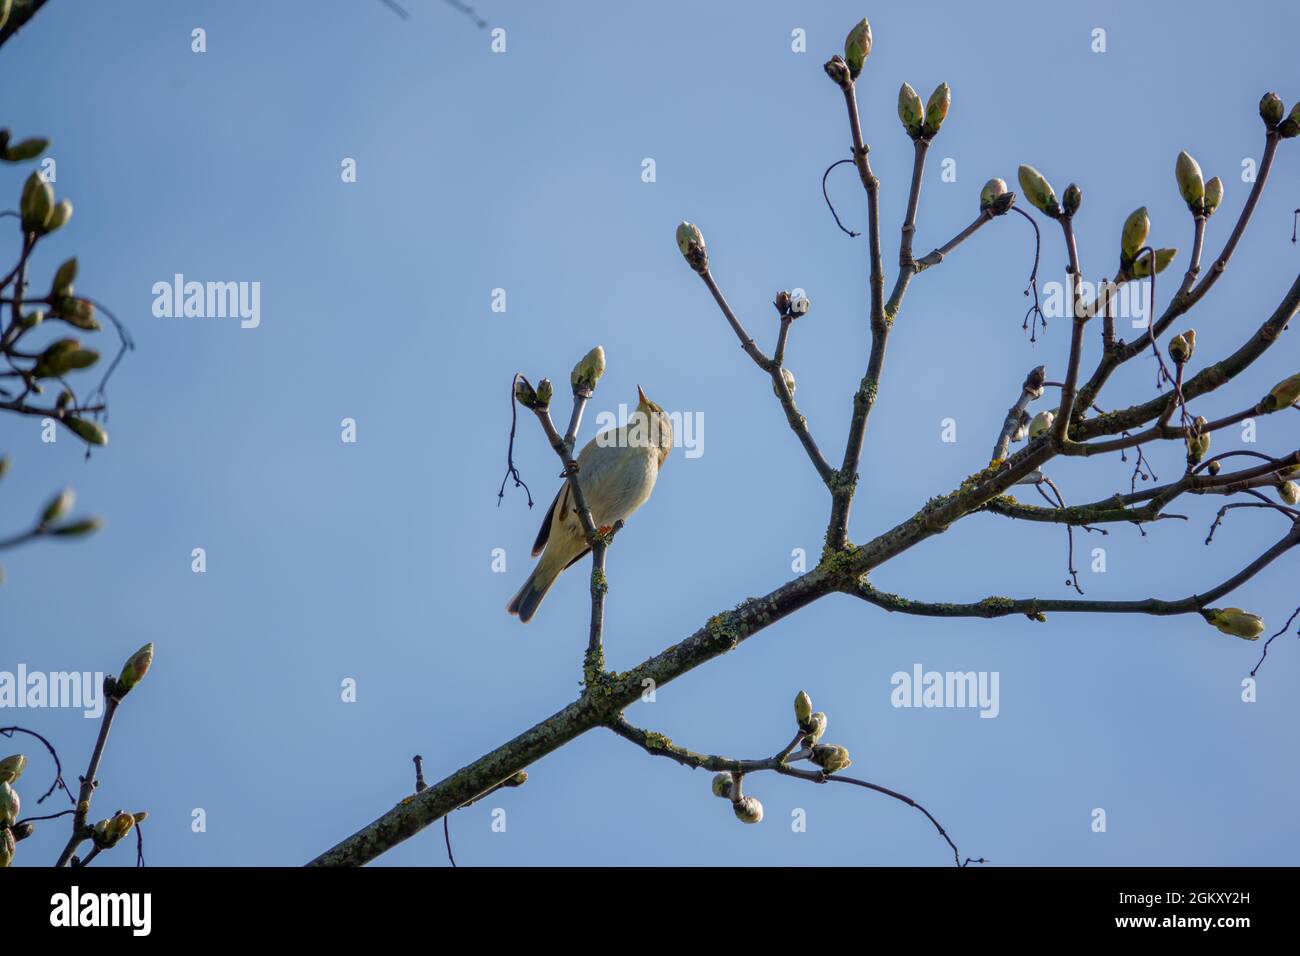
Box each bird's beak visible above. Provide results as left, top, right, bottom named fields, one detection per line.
left=637, top=384, right=648, bottom=405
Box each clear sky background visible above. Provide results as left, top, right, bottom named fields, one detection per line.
left=3, top=0, right=1299, bottom=866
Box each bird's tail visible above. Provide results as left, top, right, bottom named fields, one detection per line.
left=506, top=558, right=563, bottom=624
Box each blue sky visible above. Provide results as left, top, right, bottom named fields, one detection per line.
left=3, top=0, right=1299, bottom=866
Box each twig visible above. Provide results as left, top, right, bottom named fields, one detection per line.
left=497, top=373, right=534, bottom=508
left=1252, top=604, right=1300, bottom=676
left=1009, top=207, right=1046, bottom=341
left=821, top=158, right=860, bottom=237
left=0, top=725, right=74, bottom=804
left=54, top=686, right=120, bottom=867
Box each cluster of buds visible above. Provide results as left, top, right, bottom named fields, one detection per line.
left=32, top=338, right=99, bottom=380
left=1261, top=372, right=1300, bottom=412
left=978, top=178, right=1015, bottom=216
left=31, top=487, right=102, bottom=539
left=1174, top=151, right=1223, bottom=217
left=0, top=753, right=26, bottom=867
left=19, top=170, right=72, bottom=236
left=824, top=18, right=872, bottom=90
left=1185, top=416, right=1211, bottom=465
left=897, top=82, right=951, bottom=140
left=1, top=129, right=114, bottom=450
left=1259, top=91, right=1300, bottom=138
left=675, top=221, right=707, bottom=274
left=773, top=289, right=810, bottom=319
left=92, top=810, right=147, bottom=850
left=793, top=691, right=850, bottom=774
left=1167, top=329, right=1196, bottom=366
left=708, top=772, right=763, bottom=824
left=1202, top=607, right=1265, bottom=640
left=44, top=258, right=99, bottom=332
left=708, top=690, right=855, bottom=827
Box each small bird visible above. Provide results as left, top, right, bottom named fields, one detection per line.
left=507, top=385, right=673, bottom=623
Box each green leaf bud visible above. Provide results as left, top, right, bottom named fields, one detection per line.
left=1175, top=151, right=1204, bottom=210
left=0, top=754, right=26, bottom=785
left=1120, top=207, right=1150, bottom=262
left=570, top=345, right=606, bottom=392
left=844, top=18, right=872, bottom=79
left=1203, top=607, right=1265, bottom=640
left=922, top=82, right=950, bottom=137
left=897, top=83, right=924, bottom=138
left=1017, top=165, right=1060, bottom=217
left=40, top=487, right=74, bottom=526
left=117, top=642, right=154, bottom=694
left=810, top=744, right=853, bottom=774
left=64, top=417, right=108, bottom=446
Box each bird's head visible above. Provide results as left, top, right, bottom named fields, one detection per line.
left=635, top=385, right=673, bottom=464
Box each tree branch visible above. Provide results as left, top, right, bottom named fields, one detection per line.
left=850, top=521, right=1300, bottom=620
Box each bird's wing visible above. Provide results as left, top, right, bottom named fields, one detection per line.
left=531, top=482, right=572, bottom=558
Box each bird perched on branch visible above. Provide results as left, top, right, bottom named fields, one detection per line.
left=507, top=386, right=673, bottom=623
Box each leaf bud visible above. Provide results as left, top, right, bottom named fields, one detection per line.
left=1120, top=207, right=1150, bottom=262
left=1261, top=372, right=1300, bottom=411
left=810, top=744, right=852, bottom=774
left=1203, top=607, right=1265, bottom=640
left=1130, top=248, right=1177, bottom=279
left=1175, top=151, right=1205, bottom=210
left=733, top=795, right=764, bottom=824
left=534, top=378, right=553, bottom=408
left=675, top=221, right=707, bottom=273
left=897, top=83, right=924, bottom=138
left=794, top=690, right=813, bottom=724
left=0, top=781, right=18, bottom=827
left=1203, top=177, right=1223, bottom=217
left=1280, top=481, right=1300, bottom=506
left=0, top=754, right=26, bottom=785
left=844, top=18, right=872, bottom=79
left=801, top=711, right=828, bottom=745
left=922, top=82, right=950, bottom=137
left=711, top=773, right=734, bottom=800
left=570, top=345, right=606, bottom=392
left=1062, top=182, right=1082, bottom=215
left=40, top=487, right=74, bottom=526
left=1260, top=92, right=1284, bottom=127
left=64, top=417, right=108, bottom=446
left=117, top=642, right=154, bottom=695
left=1017, top=165, right=1060, bottom=217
